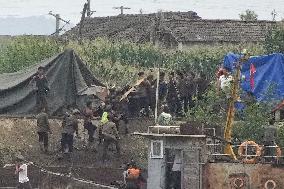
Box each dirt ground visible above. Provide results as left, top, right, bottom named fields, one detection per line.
left=0, top=117, right=153, bottom=187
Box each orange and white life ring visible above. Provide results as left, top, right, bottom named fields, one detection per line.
left=238, top=140, right=261, bottom=164
left=233, top=177, right=244, bottom=188
left=264, top=179, right=276, bottom=189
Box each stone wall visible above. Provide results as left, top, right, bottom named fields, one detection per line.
left=203, top=163, right=284, bottom=189
left=146, top=135, right=207, bottom=189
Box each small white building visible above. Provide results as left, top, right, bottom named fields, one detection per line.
left=135, top=126, right=208, bottom=189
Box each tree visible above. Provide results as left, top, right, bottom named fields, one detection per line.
left=264, top=26, right=284, bottom=53
left=187, top=85, right=284, bottom=146
left=239, top=9, right=258, bottom=21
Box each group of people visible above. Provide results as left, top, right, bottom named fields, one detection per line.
left=27, top=66, right=126, bottom=157
left=30, top=66, right=212, bottom=159
left=36, top=101, right=126, bottom=159
left=14, top=101, right=132, bottom=189
left=121, top=71, right=209, bottom=118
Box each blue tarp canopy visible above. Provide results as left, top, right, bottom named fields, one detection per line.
left=223, top=53, right=284, bottom=101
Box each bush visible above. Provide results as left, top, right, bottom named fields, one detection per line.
left=264, top=25, right=284, bottom=54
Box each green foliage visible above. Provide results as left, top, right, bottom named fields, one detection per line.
left=0, top=36, right=265, bottom=88
left=0, top=36, right=62, bottom=73
left=239, top=9, right=258, bottom=21
left=232, top=103, right=268, bottom=143
left=1, top=34, right=283, bottom=147
left=264, top=25, right=284, bottom=54
left=188, top=84, right=284, bottom=146
left=187, top=85, right=227, bottom=126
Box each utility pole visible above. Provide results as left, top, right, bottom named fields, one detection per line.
left=79, top=3, right=88, bottom=38
left=48, top=11, right=70, bottom=36
left=271, top=9, right=277, bottom=21
left=153, top=11, right=164, bottom=47
left=113, top=6, right=131, bottom=15
left=87, top=0, right=91, bottom=17
left=55, top=14, right=60, bottom=35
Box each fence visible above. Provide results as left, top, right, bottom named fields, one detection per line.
left=206, top=141, right=283, bottom=162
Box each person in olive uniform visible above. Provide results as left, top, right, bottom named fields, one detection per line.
left=36, top=107, right=51, bottom=153
left=30, top=66, right=50, bottom=112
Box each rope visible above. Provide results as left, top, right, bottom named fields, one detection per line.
left=38, top=165, right=118, bottom=189
left=6, top=160, right=118, bottom=189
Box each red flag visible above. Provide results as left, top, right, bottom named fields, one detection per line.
left=250, top=64, right=256, bottom=91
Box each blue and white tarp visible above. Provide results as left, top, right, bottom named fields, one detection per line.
left=223, top=53, right=284, bottom=101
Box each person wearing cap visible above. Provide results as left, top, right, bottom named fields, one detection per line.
left=112, top=96, right=130, bottom=135
left=98, top=105, right=112, bottom=144
left=125, top=161, right=146, bottom=189
left=36, top=107, right=51, bottom=153
left=135, top=72, right=151, bottom=117
left=15, top=155, right=33, bottom=189
left=167, top=72, right=181, bottom=116
left=158, top=72, right=168, bottom=103
left=83, top=101, right=97, bottom=145
left=61, top=109, right=80, bottom=154
left=101, top=105, right=111, bottom=125
left=94, top=102, right=105, bottom=117
left=29, top=66, right=50, bottom=112
left=196, top=72, right=209, bottom=101
left=100, top=113, right=121, bottom=160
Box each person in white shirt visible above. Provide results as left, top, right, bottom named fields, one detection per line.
left=218, top=68, right=233, bottom=98
left=157, top=105, right=173, bottom=126
left=15, top=155, right=33, bottom=189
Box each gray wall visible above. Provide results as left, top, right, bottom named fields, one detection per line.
left=146, top=136, right=207, bottom=189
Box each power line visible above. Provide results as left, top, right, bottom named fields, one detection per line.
left=48, top=11, right=70, bottom=36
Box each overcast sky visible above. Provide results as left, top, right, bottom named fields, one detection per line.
left=0, top=0, right=283, bottom=35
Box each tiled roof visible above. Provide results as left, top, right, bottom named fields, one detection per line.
left=165, top=19, right=276, bottom=43
left=64, top=11, right=277, bottom=44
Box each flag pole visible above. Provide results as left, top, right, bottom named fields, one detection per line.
left=155, top=67, right=160, bottom=125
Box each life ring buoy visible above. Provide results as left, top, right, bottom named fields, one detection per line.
left=238, top=141, right=261, bottom=164
left=264, top=180, right=276, bottom=189
left=233, top=177, right=244, bottom=188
